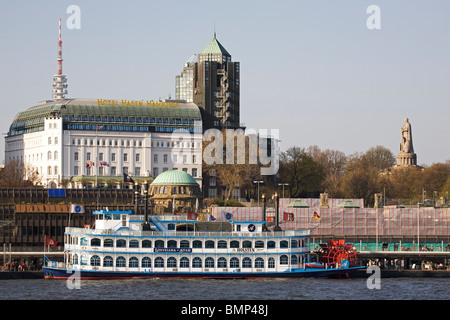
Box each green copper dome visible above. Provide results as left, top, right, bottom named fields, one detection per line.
left=151, top=170, right=198, bottom=186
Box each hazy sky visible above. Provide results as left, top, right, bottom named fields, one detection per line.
left=1, top=1, right=449, bottom=166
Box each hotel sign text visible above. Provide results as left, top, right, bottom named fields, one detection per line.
left=97, top=99, right=180, bottom=108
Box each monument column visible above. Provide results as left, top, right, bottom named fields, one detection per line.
left=396, top=118, right=417, bottom=167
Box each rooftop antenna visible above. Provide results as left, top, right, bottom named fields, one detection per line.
left=52, top=18, right=68, bottom=100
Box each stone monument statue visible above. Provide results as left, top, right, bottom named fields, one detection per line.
left=400, top=118, right=414, bottom=153
left=396, top=118, right=417, bottom=167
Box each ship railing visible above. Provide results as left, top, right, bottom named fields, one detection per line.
left=65, top=227, right=310, bottom=238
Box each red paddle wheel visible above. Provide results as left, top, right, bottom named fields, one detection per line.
left=317, top=240, right=359, bottom=267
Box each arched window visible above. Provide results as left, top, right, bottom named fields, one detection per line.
left=230, top=241, right=239, bottom=248
left=205, top=257, right=214, bottom=268
left=193, top=240, right=202, bottom=248
left=73, top=254, right=78, bottom=265
left=180, top=240, right=189, bottom=248
left=90, top=255, right=101, bottom=266
left=242, top=257, right=252, bottom=268
left=167, top=257, right=177, bottom=268
left=54, top=166, right=58, bottom=175
left=80, top=255, right=87, bottom=265
left=230, top=257, right=239, bottom=268
left=104, top=256, right=113, bottom=267
left=280, top=240, right=289, bottom=248
left=218, top=257, right=227, bottom=268
left=291, top=255, right=298, bottom=265
left=54, top=151, right=58, bottom=160
left=142, top=240, right=152, bottom=248
left=142, top=257, right=151, bottom=268
left=255, top=258, right=264, bottom=268
left=180, top=257, right=189, bottom=268
left=116, top=256, right=126, bottom=267
left=54, top=137, right=58, bottom=144
left=90, top=238, right=101, bottom=246
left=255, top=241, right=264, bottom=248
left=243, top=240, right=252, bottom=248
left=129, top=257, right=139, bottom=268
left=280, top=255, right=289, bottom=265
left=47, top=166, right=52, bottom=175
left=268, top=257, right=275, bottom=268
left=155, top=257, right=164, bottom=268
left=218, top=240, right=227, bottom=248
left=116, top=239, right=126, bottom=248
left=129, top=240, right=139, bottom=248
left=47, top=151, right=52, bottom=160
left=291, top=239, right=298, bottom=248
left=48, top=137, right=52, bottom=145
left=80, top=238, right=88, bottom=246
left=193, top=257, right=202, bottom=268
left=104, top=239, right=114, bottom=247
left=155, top=240, right=164, bottom=248
left=168, top=240, right=177, bottom=248
left=205, top=240, right=215, bottom=248
left=267, top=241, right=276, bottom=249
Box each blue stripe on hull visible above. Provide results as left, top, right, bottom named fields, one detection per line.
left=44, top=266, right=365, bottom=280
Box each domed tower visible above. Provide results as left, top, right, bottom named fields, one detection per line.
left=149, top=170, right=203, bottom=214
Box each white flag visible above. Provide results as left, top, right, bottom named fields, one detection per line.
left=71, top=204, right=85, bottom=213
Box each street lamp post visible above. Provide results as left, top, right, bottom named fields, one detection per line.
left=253, top=180, right=264, bottom=207
left=278, top=183, right=289, bottom=198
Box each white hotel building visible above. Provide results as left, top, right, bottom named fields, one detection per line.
left=5, top=98, right=203, bottom=188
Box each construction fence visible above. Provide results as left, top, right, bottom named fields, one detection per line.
left=211, top=204, right=450, bottom=238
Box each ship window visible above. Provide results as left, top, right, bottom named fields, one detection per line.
left=255, top=241, right=264, bottom=248
left=167, top=257, right=177, bottom=268
left=193, top=257, right=202, bottom=268
left=129, top=257, right=139, bottom=268
left=129, top=240, right=139, bottom=248
left=116, top=256, right=126, bottom=267
left=155, top=257, right=164, bottom=268
left=180, top=240, right=189, bottom=248
left=193, top=240, right=202, bottom=248
left=104, top=256, right=113, bottom=267
left=80, top=255, right=88, bottom=265
left=230, top=257, right=239, bottom=268
left=168, top=240, right=177, bottom=248
left=205, top=240, right=215, bottom=248
left=255, top=258, right=264, bottom=268
left=268, top=257, right=275, bottom=268
left=280, top=240, right=289, bottom=248
left=291, top=239, right=298, bottom=248
left=205, top=257, right=214, bottom=268
left=218, top=257, right=227, bottom=268
left=242, top=257, right=252, bottom=268
left=80, top=238, right=88, bottom=246
left=91, top=238, right=101, bottom=246
left=230, top=241, right=239, bottom=248
left=218, top=240, right=227, bottom=248
left=155, top=240, right=164, bottom=248
left=90, top=255, right=101, bottom=266
left=280, top=255, right=289, bottom=265
left=73, top=254, right=78, bottom=264
left=167, top=223, right=175, bottom=230
left=291, top=255, right=298, bottom=265
left=142, top=240, right=152, bottom=248
left=104, top=239, right=113, bottom=247
left=267, top=241, right=276, bottom=249
left=116, top=239, right=126, bottom=248
left=142, top=257, right=151, bottom=268
left=242, top=240, right=252, bottom=248
left=180, top=257, right=189, bottom=268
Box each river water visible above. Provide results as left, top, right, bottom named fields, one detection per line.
left=1, top=277, right=449, bottom=300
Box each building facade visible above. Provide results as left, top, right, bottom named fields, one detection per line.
left=5, top=98, right=203, bottom=188
left=176, top=33, right=240, bottom=129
